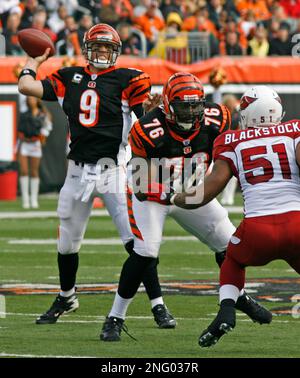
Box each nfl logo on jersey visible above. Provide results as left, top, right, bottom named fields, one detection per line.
left=88, top=81, right=96, bottom=88
left=183, top=146, right=192, bottom=154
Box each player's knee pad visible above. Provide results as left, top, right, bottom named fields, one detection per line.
left=57, top=226, right=80, bottom=254
left=57, top=189, right=73, bottom=219
left=206, top=217, right=236, bottom=252
left=134, top=240, right=160, bottom=259
left=112, top=212, right=132, bottom=245
left=216, top=217, right=236, bottom=244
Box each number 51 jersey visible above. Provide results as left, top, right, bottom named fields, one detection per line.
left=41, top=66, right=151, bottom=164
left=213, top=120, right=300, bottom=217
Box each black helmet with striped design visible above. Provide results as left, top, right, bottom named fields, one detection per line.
left=162, top=72, right=205, bottom=132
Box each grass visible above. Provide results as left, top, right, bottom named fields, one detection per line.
left=0, top=195, right=300, bottom=358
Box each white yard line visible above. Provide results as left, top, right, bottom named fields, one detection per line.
left=7, top=236, right=199, bottom=245
left=0, top=210, right=109, bottom=219
left=0, top=206, right=243, bottom=219
left=0, top=352, right=95, bottom=358
left=1, top=312, right=292, bottom=323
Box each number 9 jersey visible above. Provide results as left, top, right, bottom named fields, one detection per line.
left=41, top=66, right=151, bottom=164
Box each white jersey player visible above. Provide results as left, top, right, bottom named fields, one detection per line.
left=172, top=86, right=300, bottom=347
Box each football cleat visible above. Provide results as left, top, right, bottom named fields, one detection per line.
left=35, top=293, right=79, bottom=324
left=235, top=292, right=272, bottom=324
left=152, top=304, right=177, bottom=329
left=100, top=316, right=126, bottom=342
left=199, top=305, right=236, bottom=348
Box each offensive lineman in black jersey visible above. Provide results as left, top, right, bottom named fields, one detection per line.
left=100, top=72, right=272, bottom=341
left=18, top=23, right=175, bottom=328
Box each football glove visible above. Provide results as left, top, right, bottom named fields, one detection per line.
left=143, top=182, right=175, bottom=205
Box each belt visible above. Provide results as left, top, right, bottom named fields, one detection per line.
left=74, top=159, right=118, bottom=168
left=74, top=161, right=85, bottom=167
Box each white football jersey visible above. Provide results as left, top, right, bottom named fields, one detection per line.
left=213, top=120, right=300, bottom=217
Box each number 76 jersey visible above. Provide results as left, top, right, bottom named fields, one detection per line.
left=129, top=102, right=231, bottom=192
left=213, top=120, right=300, bottom=217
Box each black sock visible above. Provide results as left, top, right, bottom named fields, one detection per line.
left=57, top=252, right=79, bottom=292
left=118, top=251, right=156, bottom=299
left=124, top=240, right=162, bottom=300
left=142, top=258, right=162, bottom=300
left=220, top=299, right=235, bottom=308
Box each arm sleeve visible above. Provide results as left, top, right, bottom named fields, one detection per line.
left=41, top=69, right=66, bottom=102
left=219, top=104, right=231, bottom=132
left=213, top=134, right=238, bottom=177
left=129, top=120, right=155, bottom=158
left=123, top=72, right=151, bottom=108
left=41, top=79, right=57, bottom=101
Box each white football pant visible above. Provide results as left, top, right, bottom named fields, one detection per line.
left=130, top=195, right=236, bottom=258
left=57, top=160, right=132, bottom=255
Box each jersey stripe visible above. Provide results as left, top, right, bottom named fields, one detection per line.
left=52, top=73, right=64, bottom=83
left=47, top=71, right=66, bottom=99
left=122, top=73, right=151, bottom=108
left=133, top=121, right=155, bottom=148
left=219, top=104, right=231, bottom=132
left=129, top=128, right=147, bottom=157
left=126, top=189, right=143, bottom=240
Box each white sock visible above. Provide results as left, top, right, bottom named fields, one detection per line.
left=30, top=177, right=40, bottom=208
left=60, top=287, right=75, bottom=297
left=20, top=176, right=29, bottom=207
left=239, top=288, right=245, bottom=297
left=109, top=293, right=134, bottom=320
left=151, top=296, right=164, bottom=309
left=219, top=284, right=240, bottom=303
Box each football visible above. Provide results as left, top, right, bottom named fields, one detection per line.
left=17, top=28, right=55, bottom=58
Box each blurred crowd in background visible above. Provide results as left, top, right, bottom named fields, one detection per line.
left=1, top=0, right=300, bottom=61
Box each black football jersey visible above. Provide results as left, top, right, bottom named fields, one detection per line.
left=42, top=66, right=151, bottom=163
left=130, top=102, right=231, bottom=162
left=129, top=102, right=231, bottom=189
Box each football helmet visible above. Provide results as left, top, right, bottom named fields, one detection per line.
left=83, top=24, right=122, bottom=69
left=239, top=86, right=283, bottom=129
left=162, top=72, right=205, bottom=132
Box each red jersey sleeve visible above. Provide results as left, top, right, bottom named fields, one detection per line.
left=213, top=132, right=238, bottom=177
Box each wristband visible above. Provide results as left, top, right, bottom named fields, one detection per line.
left=18, top=69, right=36, bottom=80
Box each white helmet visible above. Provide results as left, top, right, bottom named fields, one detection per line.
left=239, top=86, right=283, bottom=129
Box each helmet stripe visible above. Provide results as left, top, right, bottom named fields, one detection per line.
left=240, top=96, right=258, bottom=110
left=171, top=85, right=204, bottom=98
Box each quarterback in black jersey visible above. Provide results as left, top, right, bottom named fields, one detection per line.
left=18, top=24, right=175, bottom=329
left=100, top=72, right=272, bottom=342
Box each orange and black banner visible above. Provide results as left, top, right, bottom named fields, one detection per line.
left=1, top=56, right=300, bottom=84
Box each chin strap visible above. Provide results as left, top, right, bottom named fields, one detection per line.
left=177, top=122, right=194, bottom=131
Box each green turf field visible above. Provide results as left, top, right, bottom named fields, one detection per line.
left=0, top=196, right=300, bottom=358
